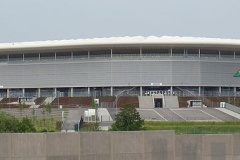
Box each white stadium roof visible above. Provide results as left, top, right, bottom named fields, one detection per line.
left=1, top=36, right=240, bottom=52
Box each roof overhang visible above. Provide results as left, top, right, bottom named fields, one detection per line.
left=1, top=36, right=240, bottom=53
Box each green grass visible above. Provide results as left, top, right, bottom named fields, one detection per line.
left=144, top=121, right=240, bottom=134
left=31, top=118, right=59, bottom=132
left=78, top=122, right=99, bottom=132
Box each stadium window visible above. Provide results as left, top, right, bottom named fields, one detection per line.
left=172, top=49, right=184, bottom=57
left=112, top=49, right=140, bottom=59
left=89, top=50, right=111, bottom=59
left=72, top=51, right=88, bottom=60
left=200, top=49, right=219, bottom=58
left=40, top=52, right=55, bottom=61
left=9, top=54, right=23, bottom=62
left=0, top=54, right=8, bottom=62
left=186, top=49, right=199, bottom=58
left=142, top=48, right=170, bottom=58
left=220, top=51, right=234, bottom=59
left=235, top=51, right=240, bottom=59
left=56, top=52, right=71, bottom=60
left=24, top=53, right=39, bottom=61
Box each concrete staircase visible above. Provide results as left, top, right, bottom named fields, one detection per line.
left=98, top=108, right=113, bottom=122
left=98, top=108, right=113, bottom=131
left=138, top=96, right=154, bottom=108
left=63, top=108, right=84, bottom=131
left=43, top=97, right=55, bottom=105
left=164, top=96, right=179, bottom=108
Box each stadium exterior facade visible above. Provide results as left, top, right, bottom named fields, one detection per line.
left=0, top=36, right=240, bottom=98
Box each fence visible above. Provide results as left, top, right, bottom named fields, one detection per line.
left=100, top=102, right=115, bottom=108
left=201, top=97, right=220, bottom=108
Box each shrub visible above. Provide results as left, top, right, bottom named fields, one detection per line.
left=110, top=104, right=144, bottom=131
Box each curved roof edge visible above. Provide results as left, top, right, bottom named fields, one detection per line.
left=1, top=36, right=240, bottom=51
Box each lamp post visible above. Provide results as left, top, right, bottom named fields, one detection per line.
left=8, top=90, right=12, bottom=110
left=228, top=85, right=230, bottom=103
left=234, top=96, right=236, bottom=106
left=114, top=87, right=136, bottom=113
left=93, top=88, right=98, bottom=123
left=8, top=91, right=10, bottom=109
left=57, top=91, right=60, bottom=108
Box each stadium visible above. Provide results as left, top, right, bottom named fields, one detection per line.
left=0, top=36, right=240, bottom=98
left=1, top=36, right=240, bottom=126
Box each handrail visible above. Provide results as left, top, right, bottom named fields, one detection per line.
left=175, top=87, right=198, bottom=97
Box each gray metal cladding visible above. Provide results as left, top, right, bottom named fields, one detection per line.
left=172, top=61, right=200, bottom=85
left=200, top=61, right=240, bottom=86
left=0, top=59, right=239, bottom=88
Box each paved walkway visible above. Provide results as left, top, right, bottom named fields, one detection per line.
left=97, top=108, right=113, bottom=131
left=216, top=108, right=240, bottom=119
left=98, top=108, right=113, bottom=122
left=63, top=108, right=85, bottom=131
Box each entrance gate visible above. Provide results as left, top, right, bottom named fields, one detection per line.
left=154, top=98, right=163, bottom=108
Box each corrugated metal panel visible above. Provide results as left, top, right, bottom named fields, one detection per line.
left=0, top=59, right=239, bottom=88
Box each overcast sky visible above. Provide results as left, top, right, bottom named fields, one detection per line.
left=0, top=0, right=240, bottom=43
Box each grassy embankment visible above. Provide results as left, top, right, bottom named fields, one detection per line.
left=144, top=121, right=240, bottom=134
left=30, top=109, right=69, bottom=132
left=0, top=108, right=69, bottom=132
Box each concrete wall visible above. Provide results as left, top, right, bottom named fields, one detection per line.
left=0, top=131, right=239, bottom=160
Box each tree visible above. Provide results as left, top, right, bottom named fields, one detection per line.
left=31, top=107, right=36, bottom=120
left=0, top=112, right=36, bottom=133
left=45, top=103, right=53, bottom=131
left=110, top=104, right=144, bottom=131
left=91, top=99, right=98, bottom=122
left=19, top=102, right=26, bottom=119
left=18, top=117, right=36, bottom=133
left=0, top=112, right=20, bottom=133
left=45, top=102, right=52, bottom=116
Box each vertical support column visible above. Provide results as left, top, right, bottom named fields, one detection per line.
left=140, top=86, right=143, bottom=96
left=110, top=49, right=113, bottom=59
left=22, top=88, right=25, bottom=97
left=88, top=51, right=90, bottom=59
left=198, top=49, right=201, bottom=58
left=55, top=52, right=57, bottom=60
left=219, top=50, right=221, bottom=58
left=234, top=87, right=236, bottom=96
left=23, top=54, right=25, bottom=61
left=87, top=87, right=90, bottom=96
left=38, top=88, right=41, bottom=97
left=71, top=51, right=73, bottom=60
left=140, top=48, right=142, bottom=59
left=7, top=89, right=10, bottom=98
left=54, top=88, right=57, bottom=97
left=219, top=87, right=221, bottom=96
left=110, top=87, right=113, bottom=96
left=170, top=86, right=173, bottom=96
left=234, top=51, right=236, bottom=59
left=198, top=86, right=201, bottom=97
left=70, top=87, right=73, bottom=97
left=39, top=53, right=41, bottom=61
left=170, top=48, right=172, bottom=57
